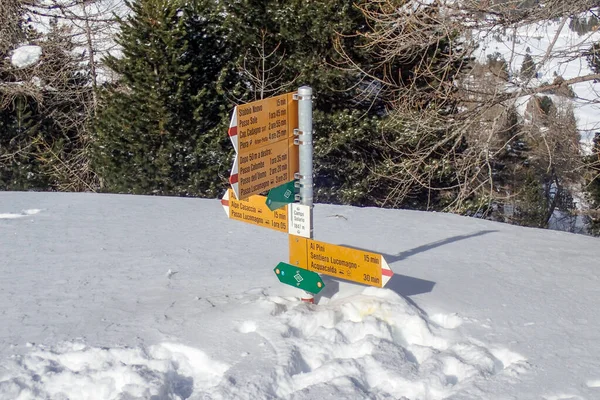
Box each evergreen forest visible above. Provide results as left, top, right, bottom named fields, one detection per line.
left=1, top=0, right=600, bottom=235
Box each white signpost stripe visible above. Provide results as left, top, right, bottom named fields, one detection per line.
left=229, top=155, right=240, bottom=199
left=220, top=189, right=230, bottom=217
left=228, top=106, right=238, bottom=152
left=381, top=258, right=393, bottom=287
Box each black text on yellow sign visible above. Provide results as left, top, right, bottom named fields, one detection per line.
left=237, top=93, right=297, bottom=152
left=235, top=93, right=299, bottom=199
left=238, top=139, right=296, bottom=199
left=288, top=235, right=393, bottom=288
left=223, top=189, right=288, bottom=233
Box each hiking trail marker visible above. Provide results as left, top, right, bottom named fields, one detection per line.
left=228, top=93, right=298, bottom=200
left=289, top=203, right=311, bottom=238
left=274, top=262, right=325, bottom=294
left=288, top=235, right=394, bottom=288
left=266, top=180, right=297, bottom=211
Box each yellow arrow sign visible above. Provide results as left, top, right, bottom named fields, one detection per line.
left=289, top=235, right=394, bottom=288
left=236, top=93, right=297, bottom=153
left=237, top=138, right=296, bottom=199
left=228, top=92, right=299, bottom=200
left=221, top=189, right=288, bottom=233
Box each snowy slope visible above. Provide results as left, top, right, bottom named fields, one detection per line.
left=476, top=17, right=600, bottom=148
left=1, top=192, right=599, bottom=399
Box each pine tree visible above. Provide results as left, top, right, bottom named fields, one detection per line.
left=587, top=42, right=600, bottom=74
left=0, top=1, right=40, bottom=189
left=587, top=133, right=600, bottom=235
left=521, top=53, right=536, bottom=80
left=0, top=94, right=47, bottom=190
left=93, top=0, right=230, bottom=196
left=1, top=14, right=92, bottom=191
left=339, top=1, right=472, bottom=209
left=219, top=0, right=396, bottom=205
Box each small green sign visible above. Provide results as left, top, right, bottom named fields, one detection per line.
left=266, top=180, right=296, bottom=211
left=274, top=262, right=325, bottom=294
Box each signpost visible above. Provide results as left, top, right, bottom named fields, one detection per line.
left=274, top=262, right=325, bottom=294
left=228, top=93, right=299, bottom=200
left=288, top=235, right=394, bottom=288
left=224, top=86, right=397, bottom=303
left=221, top=189, right=288, bottom=233
left=295, top=86, right=315, bottom=302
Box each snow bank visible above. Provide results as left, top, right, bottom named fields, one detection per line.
left=0, top=288, right=528, bottom=400
left=0, top=342, right=228, bottom=400
left=207, top=288, right=528, bottom=400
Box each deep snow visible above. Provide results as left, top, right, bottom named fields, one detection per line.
left=1, top=192, right=599, bottom=399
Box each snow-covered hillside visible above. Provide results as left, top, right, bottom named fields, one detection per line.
left=476, top=17, right=600, bottom=148
left=1, top=192, right=599, bottom=399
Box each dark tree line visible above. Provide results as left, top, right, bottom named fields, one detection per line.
left=1, top=1, right=96, bottom=191
left=2, top=0, right=600, bottom=235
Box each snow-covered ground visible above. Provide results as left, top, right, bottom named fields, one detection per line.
left=1, top=191, right=599, bottom=399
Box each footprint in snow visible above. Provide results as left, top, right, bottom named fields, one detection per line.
left=166, top=269, right=178, bottom=278
left=236, top=320, right=257, bottom=333
left=430, top=313, right=463, bottom=329
left=0, top=209, right=41, bottom=219
left=586, top=379, right=600, bottom=388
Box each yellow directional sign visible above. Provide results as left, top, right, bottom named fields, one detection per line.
left=237, top=138, right=295, bottom=199
left=236, top=93, right=297, bottom=153
left=221, top=189, right=288, bottom=233
left=289, top=235, right=394, bottom=288
left=228, top=92, right=299, bottom=200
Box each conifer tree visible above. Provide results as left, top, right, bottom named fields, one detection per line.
left=586, top=133, right=600, bottom=235
left=1, top=13, right=92, bottom=191
left=220, top=0, right=370, bottom=109
left=521, top=53, right=536, bottom=80
left=0, top=94, right=46, bottom=190
left=0, top=1, right=41, bottom=189
left=219, top=0, right=394, bottom=205
left=93, top=0, right=230, bottom=196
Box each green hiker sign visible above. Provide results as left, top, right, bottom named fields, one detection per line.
left=274, top=262, right=325, bottom=294
left=266, top=180, right=297, bottom=211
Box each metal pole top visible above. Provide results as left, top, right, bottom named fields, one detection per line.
left=298, top=86, right=313, bottom=98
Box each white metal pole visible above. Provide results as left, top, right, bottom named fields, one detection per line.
left=296, top=85, right=314, bottom=303
left=297, top=86, right=313, bottom=210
